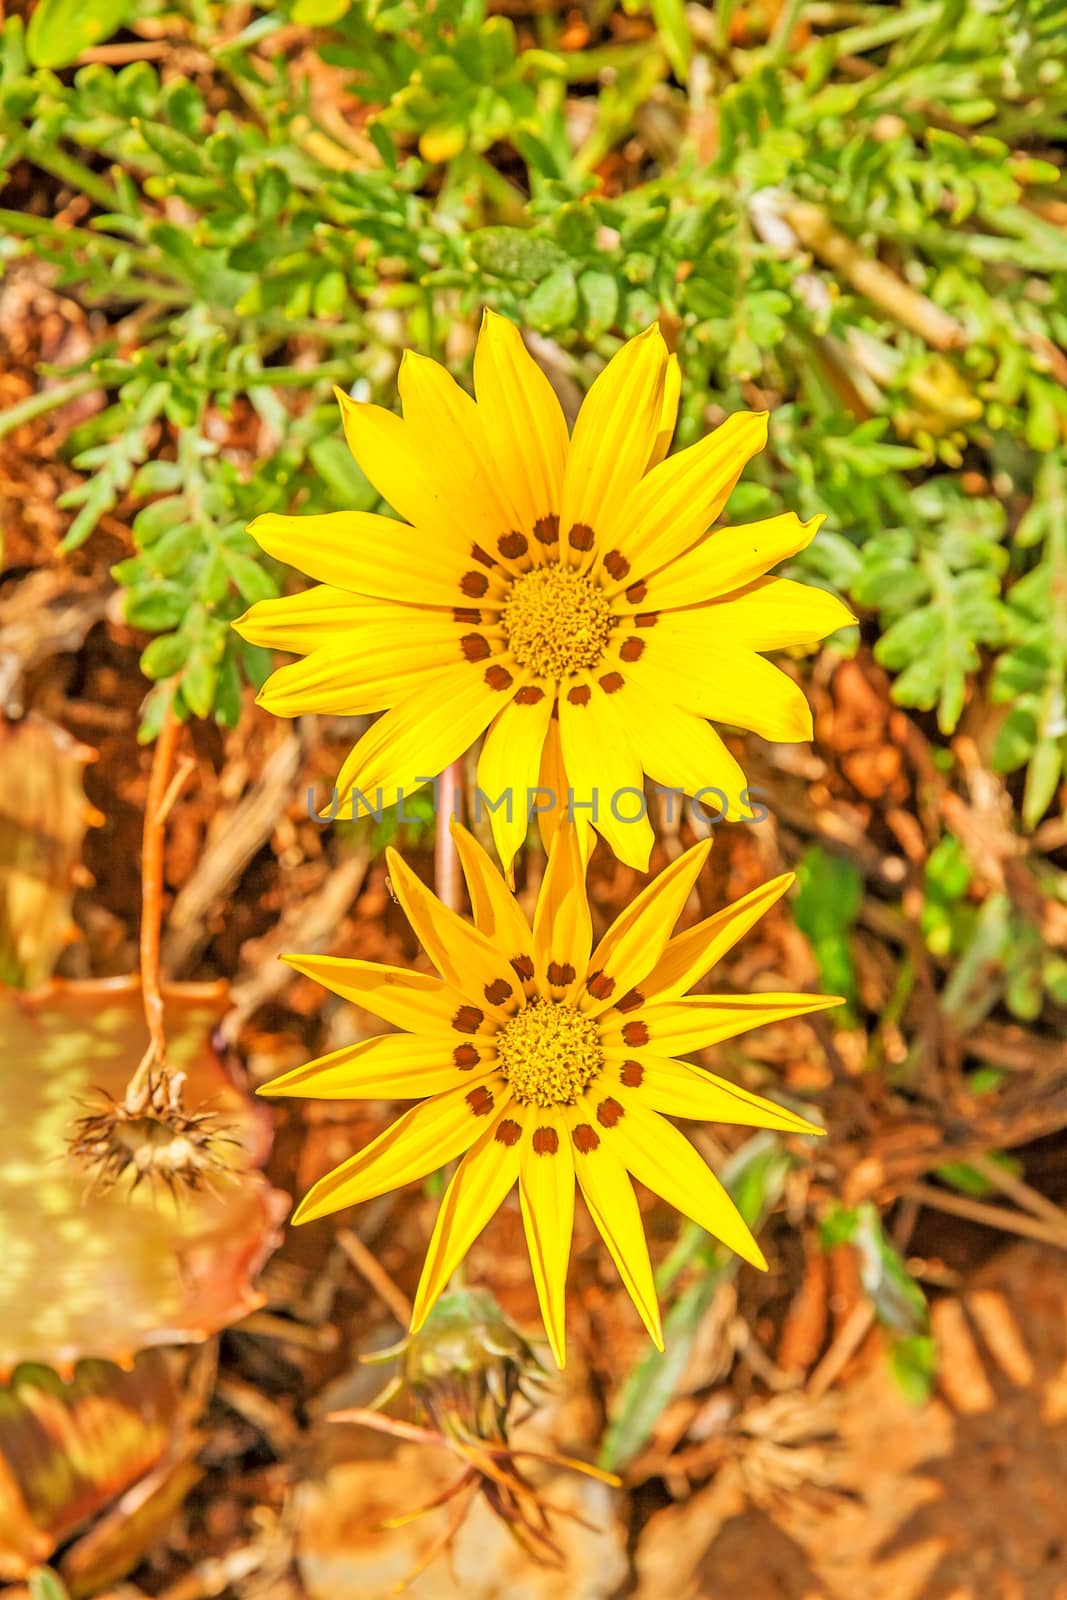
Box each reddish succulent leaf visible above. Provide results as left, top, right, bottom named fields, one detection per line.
left=0, top=977, right=288, bottom=1375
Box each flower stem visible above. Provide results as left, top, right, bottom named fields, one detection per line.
left=134, top=706, right=182, bottom=1081
left=434, top=760, right=464, bottom=913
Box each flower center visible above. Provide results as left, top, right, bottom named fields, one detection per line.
left=502, top=564, right=612, bottom=681
left=496, top=999, right=604, bottom=1108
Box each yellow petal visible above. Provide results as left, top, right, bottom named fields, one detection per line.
left=518, top=1108, right=575, bottom=1369
left=645, top=351, right=680, bottom=471
left=259, top=1031, right=496, bottom=1100
left=293, top=1081, right=495, bottom=1224
left=385, top=847, right=521, bottom=1015
left=602, top=991, right=844, bottom=1055
left=608, top=1099, right=767, bottom=1269
left=473, top=310, right=569, bottom=538
left=634, top=514, right=825, bottom=612
left=450, top=820, right=534, bottom=960
left=330, top=664, right=500, bottom=810
left=234, top=585, right=379, bottom=653
left=583, top=837, right=712, bottom=1011
left=248, top=510, right=503, bottom=608
left=645, top=874, right=796, bottom=996
left=334, top=384, right=509, bottom=557
left=664, top=577, right=856, bottom=651
left=634, top=643, right=813, bottom=744
left=558, top=679, right=655, bottom=869
left=280, top=953, right=491, bottom=1036
left=476, top=687, right=554, bottom=874
left=616, top=678, right=750, bottom=822
left=257, top=619, right=462, bottom=715
left=604, top=412, right=768, bottom=586
left=410, top=1105, right=520, bottom=1331
left=565, top=1106, right=662, bottom=1347
left=532, top=814, right=592, bottom=993
left=606, top=1053, right=823, bottom=1136
left=559, top=324, right=669, bottom=560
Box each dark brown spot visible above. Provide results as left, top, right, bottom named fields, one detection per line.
left=635, top=612, right=659, bottom=629
left=567, top=684, right=591, bottom=706
left=587, top=970, right=616, bottom=1001
left=616, top=988, right=644, bottom=1013
left=467, top=1085, right=495, bottom=1116
left=604, top=549, right=630, bottom=581
left=597, top=1097, right=624, bottom=1128
left=625, top=580, right=648, bottom=605
left=471, top=542, right=496, bottom=569
left=461, top=633, right=491, bottom=662
left=484, top=977, right=513, bottom=1006
left=533, top=1126, right=559, bottom=1155
left=620, top=1060, right=644, bottom=1087
left=452, top=1004, right=484, bottom=1034
left=453, top=1043, right=480, bottom=1069
left=573, top=1124, right=600, bottom=1153
left=498, top=531, right=528, bottom=559
left=533, top=513, right=559, bottom=545
left=453, top=606, right=482, bottom=624
left=599, top=671, right=624, bottom=694
left=620, top=637, right=645, bottom=662
left=568, top=521, right=595, bottom=552
left=511, top=954, right=535, bottom=981
left=622, top=1020, right=649, bottom=1046
left=547, top=961, right=576, bottom=986
left=514, top=684, right=545, bottom=705
left=485, top=664, right=513, bottom=691
left=495, top=1118, right=522, bottom=1146
left=461, top=570, right=489, bottom=598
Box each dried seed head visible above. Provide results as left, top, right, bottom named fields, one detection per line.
left=69, top=1067, right=236, bottom=1197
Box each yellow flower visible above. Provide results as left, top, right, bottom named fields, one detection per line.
left=235, top=314, right=854, bottom=871
left=260, top=821, right=841, bottom=1365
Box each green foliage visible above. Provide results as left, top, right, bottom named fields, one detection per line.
left=821, top=1201, right=936, bottom=1401
left=793, top=845, right=863, bottom=1020
left=0, top=0, right=1063, bottom=816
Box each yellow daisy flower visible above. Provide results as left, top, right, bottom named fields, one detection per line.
left=260, top=821, right=841, bottom=1365
left=235, top=314, right=854, bottom=871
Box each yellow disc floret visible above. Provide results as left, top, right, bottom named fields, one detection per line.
left=496, top=999, right=604, bottom=1108
left=502, top=565, right=612, bottom=681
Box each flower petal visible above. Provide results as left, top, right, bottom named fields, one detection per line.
left=410, top=1104, right=520, bottom=1332
left=606, top=1053, right=822, bottom=1136
left=473, top=310, right=569, bottom=537
left=476, top=688, right=554, bottom=875
left=602, top=992, right=844, bottom=1055
left=607, top=1100, right=767, bottom=1268
left=559, top=325, right=669, bottom=561
left=664, top=577, right=856, bottom=650
left=565, top=1109, right=662, bottom=1347
left=450, top=821, right=534, bottom=962
left=532, top=815, right=592, bottom=993
left=258, top=1032, right=495, bottom=1100
left=292, top=1082, right=495, bottom=1224
left=248, top=510, right=504, bottom=608
left=636, top=642, right=813, bottom=744
left=518, top=1108, right=575, bottom=1369
left=558, top=678, right=655, bottom=869
left=233, top=585, right=380, bottom=653
left=604, top=412, right=768, bottom=586
left=645, top=874, right=795, bottom=996
left=330, top=664, right=501, bottom=810
left=279, top=954, right=491, bottom=1036
left=385, top=847, right=522, bottom=1015
left=256, top=620, right=461, bottom=716
left=583, top=837, right=712, bottom=1010
left=632, top=513, right=824, bottom=612
left=616, top=679, right=750, bottom=821
left=646, top=351, right=680, bottom=471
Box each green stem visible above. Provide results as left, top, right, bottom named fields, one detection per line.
left=0, top=374, right=102, bottom=440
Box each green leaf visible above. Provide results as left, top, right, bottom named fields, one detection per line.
left=470, top=227, right=567, bottom=281
left=525, top=266, right=578, bottom=332
left=28, top=1569, right=71, bottom=1600
left=26, top=0, right=134, bottom=67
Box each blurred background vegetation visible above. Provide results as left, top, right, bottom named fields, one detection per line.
left=2, top=2, right=1067, bottom=1595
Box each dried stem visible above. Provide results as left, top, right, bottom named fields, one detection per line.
left=434, top=759, right=464, bottom=913
left=134, top=707, right=183, bottom=1086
